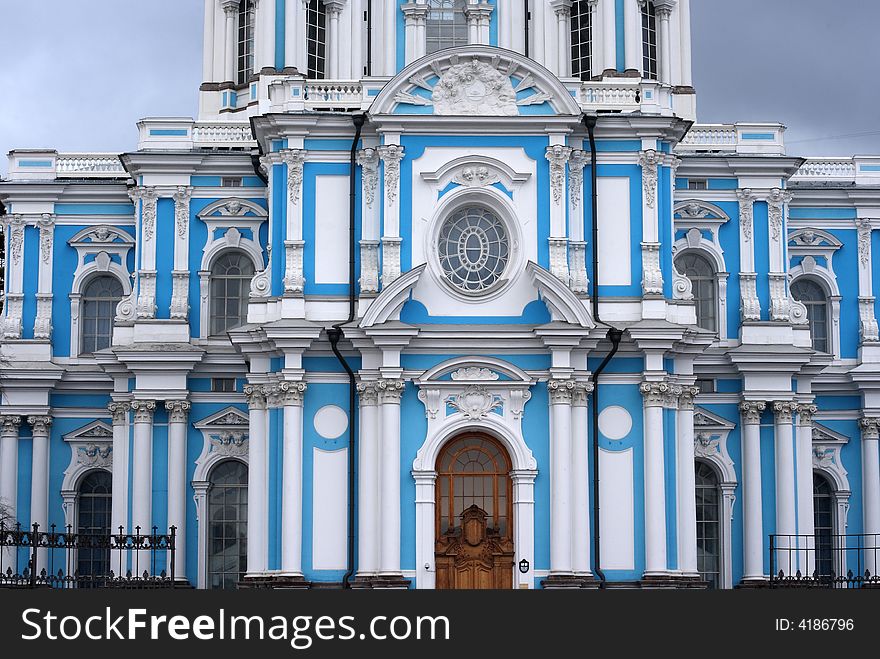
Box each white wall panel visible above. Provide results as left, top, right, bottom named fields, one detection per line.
left=599, top=447, right=635, bottom=570
left=314, top=175, right=349, bottom=284
left=312, top=447, right=348, bottom=570
left=597, top=177, right=632, bottom=286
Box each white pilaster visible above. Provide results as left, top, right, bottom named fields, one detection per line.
left=221, top=0, right=239, bottom=82
left=546, top=144, right=572, bottom=285
left=572, top=382, right=594, bottom=575
left=281, top=149, right=307, bottom=295
left=358, top=147, right=381, bottom=295
left=624, top=0, right=641, bottom=73
left=767, top=188, right=793, bottom=322
left=796, top=404, right=817, bottom=575
left=378, top=143, right=404, bottom=287
left=33, top=214, right=54, bottom=340
left=28, top=415, right=52, bottom=567
left=285, top=0, right=308, bottom=71
left=108, top=402, right=130, bottom=576
left=679, top=0, right=692, bottom=86
left=677, top=387, right=699, bottom=576
left=244, top=384, right=269, bottom=575
left=548, top=378, right=575, bottom=575
left=280, top=381, right=307, bottom=576
left=165, top=400, right=190, bottom=580
left=737, top=189, right=760, bottom=322
left=600, top=0, right=616, bottom=72
left=402, top=2, right=429, bottom=64
left=0, top=415, right=21, bottom=566
left=357, top=381, right=380, bottom=576
left=740, top=400, right=766, bottom=581
left=171, top=187, right=193, bottom=321
left=130, top=400, right=156, bottom=534
left=640, top=380, right=668, bottom=575
left=203, top=0, right=216, bottom=81
left=549, top=1, right=573, bottom=77
left=860, top=417, right=880, bottom=577
left=384, top=0, right=397, bottom=76
left=326, top=1, right=344, bottom=78
left=378, top=378, right=405, bottom=576
left=654, top=1, right=673, bottom=83
left=256, top=0, right=276, bottom=71
left=856, top=219, right=880, bottom=344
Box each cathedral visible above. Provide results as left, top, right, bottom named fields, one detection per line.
left=1, top=0, right=879, bottom=590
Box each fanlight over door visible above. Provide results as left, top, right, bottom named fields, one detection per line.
left=435, top=433, right=514, bottom=589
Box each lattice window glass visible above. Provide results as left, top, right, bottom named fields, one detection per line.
left=438, top=207, right=510, bottom=294
left=210, top=252, right=255, bottom=335
left=77, top=470, right=112, bottom=578
left=813, top=473, right=835, bottom=578
left=81, top=275, right=124, bottom=354
left=791, top=278, right=829, bottom=353
left=695, top=461, right=721, bottom=589
left=426, top=0, right=468, bottom=54
left=237, top=0, right=256, bottom=85
left=208, top=460, right=248, bottom=590
left=306, top=0, right=327, bottom=79
left=675, top=252, right=718, bottom=333
left=641, top=0, right=658, bottom=80
left=571, top=0, right=593, bottom=80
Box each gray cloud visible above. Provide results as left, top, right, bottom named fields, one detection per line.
left=1, top=0, right=877, bottom=176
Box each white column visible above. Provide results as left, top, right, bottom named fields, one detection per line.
left=256, top=0, right=276, bottom=72
left=0, top=415, right=21, bottom=568
left=552, top=1, right=572, bottom=77
left=796, top=404, right=817, bottom=575
left=600, top=0, right=616, bottom=73
left=384, top=0, right=397, bottom=76
left=655, top=3, right=673, bottom=83
left=165, top=400, right=190, bottom=581
left=351, top=0, right=364, bottom=76
left=28, top=416, right=52, bottom=568
left=244, top=384, right=269, bottom=575
left=773, top=401, right=797, bottom=577
left=548, top=378, right=575, bottom=576
left=130, top=401, right=156, bottom=534
left=108, top=402, right=130, bottom=576
left=357, top=381, right=380, bottom=577
left=623, top=0, right=641, bottom=73
left=378, top=378, right=405, bottom=577
left=860, top=417, right=880, bottom=577
left=572, top=382, right=594, bottom=576
left=280, top=381, right=307, bottom=577
left=740, top=401, right=766, bottom=581
left=509, top=0, right=526, bottom=54
left=203, top=0, right=216, bottom=81
left=221, top=0, right=239, bottom=82
left=326, top=2, right=343, bottom=78
left=285, top=0, right=307, bottom=71
left=640, top=381, right=668, bottom=576
left=679, top=0, right=692, bottom=86
left=499, top=0, right=512, bottom=49
left=677, top=387, right=699, bottom=576
left=402, top=2, right=429, bottom=65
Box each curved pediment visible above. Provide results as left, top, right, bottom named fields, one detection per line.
left=370, top=45, right=581, bottom=117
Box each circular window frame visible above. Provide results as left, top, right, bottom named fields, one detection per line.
left=426, top=187, right=522, bottom=303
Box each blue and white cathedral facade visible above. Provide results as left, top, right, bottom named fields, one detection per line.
left=2, top=0, right=879, bottom=589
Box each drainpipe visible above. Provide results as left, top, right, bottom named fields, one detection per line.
left=329, top=113, right=366, bottom=589
left=584, top=113, right=621, bottom=589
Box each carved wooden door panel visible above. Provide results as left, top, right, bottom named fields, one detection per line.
left=435, top=505, right=514, bottom=590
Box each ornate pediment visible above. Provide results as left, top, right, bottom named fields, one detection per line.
left=788, top=228, right=842, bottom=250
left=693, top=407, right=736, bottom=430
left=194, top=406, right=249, bottom=429
left=198, top=198, right=268, bottom=220
left=811, top=422, right=850, bottom=491
left=674, top=200, right=729, bottom=223
left=63, top=420, right=114, bottom=443
left=69, top=225, right=135, bottom=248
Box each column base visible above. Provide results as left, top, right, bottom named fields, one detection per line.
left=541, top=574, right=602, bottom=589
left=237, top=574, right=311, bottom=590
left=363, top=574, right=412, bottom=589
left=639, top=574, right=709, bottom=590
left=735, top=578, right=770, bottom=589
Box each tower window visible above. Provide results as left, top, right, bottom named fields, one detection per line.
left=81, top=275, right=125, bottom=354
left=571, top=0, right=593, bottom=80
left=675, top=252, right=718, bottom=333
left=210, top=251, right=256, bottom=335
left=791, top=278, right=830, bottom=353
left=641, top=0, right=658, bottom=80
left=426, top=0, right=468, bottom=54
left=306, top=0, right=327, bottom=79
left=237, top=0, right=256, bottom=85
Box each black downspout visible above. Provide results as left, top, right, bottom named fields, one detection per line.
left=584, top=114, right=621, bottom=589
left=330, top=113, right=366, bottom=589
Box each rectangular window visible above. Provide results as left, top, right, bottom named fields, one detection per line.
left=641, top=1, right=658, bottom=81
left=571, top=0, right=593, bottom=80
left=222, top=177, right=243, bottom=188
left=426, top=0, right=468, bottom=55
left=212, top=378, right=236, bottom=393
left=695, top=379, right=716, bottom=394
left=237, top=0, right=256, bottom=85
left=306, top=0, right=327, bottom=79
left=687, top=179, right=708, bottom=191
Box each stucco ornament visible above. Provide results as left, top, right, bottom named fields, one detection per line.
left=432, top=58, right=518, bottom=116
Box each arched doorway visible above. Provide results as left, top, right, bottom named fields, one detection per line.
left=434, top=432, right=514, bottom=589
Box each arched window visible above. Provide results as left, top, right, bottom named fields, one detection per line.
left=77, top=471, right=112, bottom=579
left=791, top=279, right=829, bottom=352
left=210, top=252, right=255, bottom=336
left=306, top=0, right=327, bottom=79
left=695, top=461, right=721, bottom=589
left=640, top=0, right=658, bottom=80
left=81, top=276, right=124, bottom=354
left=813, top=473, right=835, bottom=578
left=571, top=0, right=594, bottom=80
left=237, top=0, right=256, bottom=85
left=675, top=252, right=718, bottom=333
left=426, top=0, right=468, bottom=54
left=208, top=460, right=248, bottom=590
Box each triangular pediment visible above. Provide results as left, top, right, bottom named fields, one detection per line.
left=63, top=420, right=113, bottom=442
left=811, top=422, right=849, bottom=445
left=194, top=406, right=249, bottom=429
left=693, top=406, right=736, bottom=430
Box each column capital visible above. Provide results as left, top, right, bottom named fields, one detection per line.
left=797, top=403, right=818, bottom=426
left=130, top=400, right=157, bottom=423
left=220, top=0, right=239, bottom=16
left=357, top=380, right=380, bottom=406
left=860, top=416, right=880, bottom=440
left=165, top=400, right=191, bottom=423
left=377, top=378, right=405, bottom=403
left=640, top=380, right=669, bottom=407
left=0, top=415, right=21, bottom=436
left=571, top=381, right=595, bottom=407
left=27, top=415, right=53, bottom=436
left=549, top=0, right=573, bottom=17
left=324, top=0, right=345, bottom=16
left=279, top=380, right=307, bottom=406
left=548, top=378, right=577, bottom=404
left=401, top=2, right=430, bottom=19
left=678, top=386, right=700, bottom=411
left=244, top=384, right=268, bottom=410
left=772, top=401, right=797, bottom=424
left=108, top=401, right=131, bottom=424
left=739, top=400, right=766, bottom=424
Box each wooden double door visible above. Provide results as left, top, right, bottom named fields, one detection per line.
left=434, top=433, right=514, bottom=590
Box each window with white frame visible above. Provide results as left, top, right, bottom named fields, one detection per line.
left=207, top=460, right=248, bottom=590
left=237, top=0, right=256, bottom=85
left=640, top=0, right=658, bottom=80
left=81, top=275, right=124, bottom=354
left=437, top=206, right=510, bottom=295
left=571, top=0, right=593, bottom=80
left=813, top=472, right=835, bottom=578
left=209, top=252, right=255, bottom=335
left=306, top=0, right=327, bottom=79
left=675, top=251, right=718, bottom=333
left=791, top=278, right=829, bottom=353
left=695, top=461, right=722, bottom=590
left=76, top=470, right=112, bottom=578
left=426, top=0, right=468, bottom=54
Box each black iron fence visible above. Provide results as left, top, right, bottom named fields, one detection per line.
left=0, top=523, right=176, bottom=589
left=769, top=534, right=880, bottom=588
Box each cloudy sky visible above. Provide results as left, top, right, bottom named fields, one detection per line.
left=1, top=0, right=878, bottom=174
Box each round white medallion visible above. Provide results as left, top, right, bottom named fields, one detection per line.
left=314, top=405, right=348, bottom=439
left=598, top=406, right=633, bottom=441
